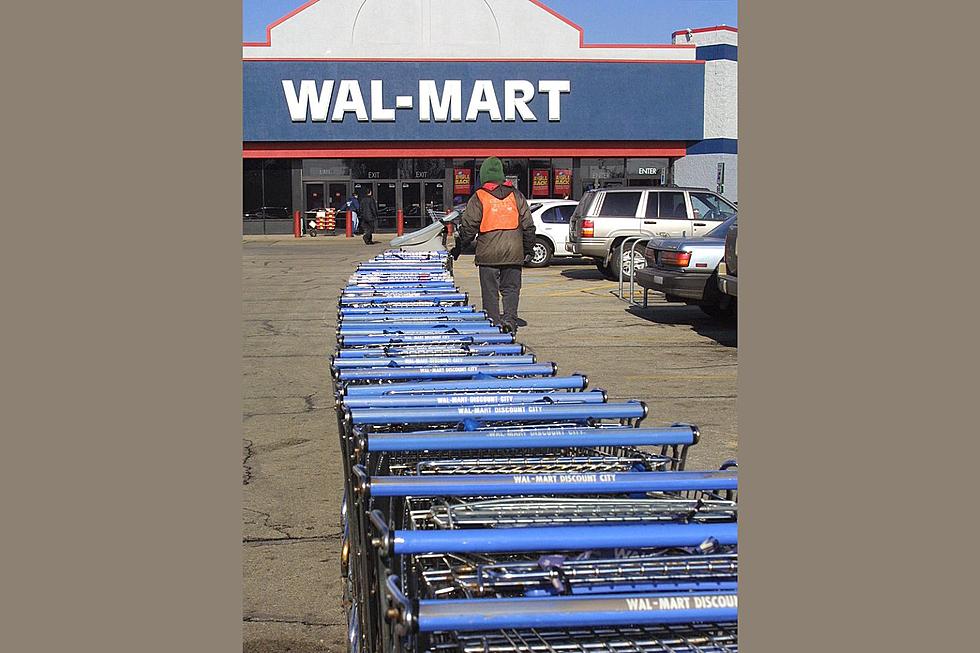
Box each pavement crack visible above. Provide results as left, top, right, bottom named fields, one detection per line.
left=244, top=531, right=343, bottom=546
left=243, top=507, right=293, bottom=539
left=242, top=439, right=254, bottom=486
left=243, top=614, right=342, bottom=628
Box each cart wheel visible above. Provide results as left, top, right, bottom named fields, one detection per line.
left=308, top=228, right=318, bottom=237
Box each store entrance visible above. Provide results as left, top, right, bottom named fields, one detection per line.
left=305, top=181, right=349, bottom=214
left=400, top=181, right=447, bottom=230
left=352, top=180, right=398, bottom=231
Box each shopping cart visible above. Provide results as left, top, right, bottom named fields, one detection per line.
left=341, top=420, right=703, bottom=653
left=366, top=469, right=737, bottom=653
left=332, top=251, right=737, bottom=653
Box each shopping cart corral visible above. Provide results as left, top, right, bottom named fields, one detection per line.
left=331, top=249, right=738, bottom=653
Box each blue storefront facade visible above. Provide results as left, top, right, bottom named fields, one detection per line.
left=242, top=0, right=737, bottom=234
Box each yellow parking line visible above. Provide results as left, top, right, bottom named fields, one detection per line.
left=543, top=285, right=617, bottom=297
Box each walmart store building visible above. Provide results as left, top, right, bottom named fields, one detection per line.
left=243, top=0, right=737, bottom=234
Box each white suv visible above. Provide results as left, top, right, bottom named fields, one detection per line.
left=568, top=187, right=737, bottom=279
left=527, top=199, right=580, bottom=267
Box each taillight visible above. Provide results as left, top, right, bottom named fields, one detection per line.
left=659, top=251, right=692, bottom=267
left=581, top=219, right=594, bottom=238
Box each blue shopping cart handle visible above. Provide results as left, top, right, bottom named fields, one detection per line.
left=362, top=424, right=695, bottom=452
left=390, top=521, right=737, bottom=555
left=340, top=294, right=467, bottom=305
left=331, top=355, right=534, bottom=369
left=414, top=590, right=738, bottom=632
left=346, top=400, right=646, bottom=425
left=337, top=362, right=557, bottom=383
left=335, top=344, right=524, bottom=358
left=338, top=324, right=499, bottom=335
left=340, top=306, right=477, bottom=315
left=361, top=468, right=736, bottom=498
left=340, top=333, right=516, bottom=346
left=342, top=374, right=585, bottom=396
left=341, top=390, right=605, bottom=408
left=341, top=313, right=487, bottom=324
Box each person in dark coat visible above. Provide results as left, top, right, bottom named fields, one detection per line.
left=450, top=157, right=535, bottom=333
left=359, top=188, right=379, bottom=244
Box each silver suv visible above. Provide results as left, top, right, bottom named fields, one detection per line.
left=567, top=187, right=737, bottom=280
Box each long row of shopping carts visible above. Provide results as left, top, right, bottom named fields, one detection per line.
left=332, top=250, right=738, bottom=653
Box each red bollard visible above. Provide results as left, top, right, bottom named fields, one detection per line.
left=293, top=211, right=301, bottom=238
left=345, top=210, right=353, bottom=238
left=396, top=208, right=404, bottom=236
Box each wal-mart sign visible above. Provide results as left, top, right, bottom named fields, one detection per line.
left=243, top=61, right=704, bottom=142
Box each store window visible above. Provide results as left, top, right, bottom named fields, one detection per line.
left=501, top=158, right=528, bottom=196
left=626, top=158, right=670, bottom=187
left=400, top=158, right=447, bottom=180
left=452, top=159, right=475, bottom=205
left=552, top=158, right=573, bottom=199
left=579, top=158, right=625, bottom=193
left=301, top=158, right=350, bottom=178
left=350, top=158, right=398, bottom=179
left=243, top=159, right=293, bottom=217
left=529, top=159, right=551, bottom=198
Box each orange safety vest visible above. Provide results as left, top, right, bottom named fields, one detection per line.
left=477, top=189, right=520, bottom=232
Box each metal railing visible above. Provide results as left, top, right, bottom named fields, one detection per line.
left=614, top=237, right=652, bottom=307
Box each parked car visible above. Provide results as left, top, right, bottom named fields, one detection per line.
left=634, top=216, right=737, bottom=318
left=243, top=206, right=290, bottom=220
left=567, top=187, right=737, bottom=280
left=526, top=199, right=580, bottom=267
left=717, top=220, right=738, bottom=298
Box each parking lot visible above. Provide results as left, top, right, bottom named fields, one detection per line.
left=242, top=235, right=737, bottom=652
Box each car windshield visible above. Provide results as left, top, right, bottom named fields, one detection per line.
left=705, top=216, right=737, bottom=239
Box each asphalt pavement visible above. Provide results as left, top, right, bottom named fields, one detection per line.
left=241, top=234, right=737, bottom=652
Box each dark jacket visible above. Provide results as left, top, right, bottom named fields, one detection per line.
left=360, top=196, right=379, bottom=222
left=457, top=183, right=535, bottom=266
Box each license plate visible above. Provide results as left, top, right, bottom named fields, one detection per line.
left=654, top=275, right=664, bottom=284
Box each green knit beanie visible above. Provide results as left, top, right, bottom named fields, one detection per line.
left=479, top=157, right=505, bottom=184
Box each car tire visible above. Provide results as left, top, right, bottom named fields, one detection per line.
left=607, top=246, right=646, bottom=281
left=700, top=273, right=736, bottom=318
left=595, top=259, right=615, bottom=280
left=527, top=238, right=553, bottom=268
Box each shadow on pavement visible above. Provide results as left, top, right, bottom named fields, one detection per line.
left=626, top=305, right=738, bottom=348
left=560, top=267, right=606, bottom=281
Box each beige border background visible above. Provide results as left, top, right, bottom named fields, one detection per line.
left=3, top=0, right=976, bottom=651
left=3, top=1, right=242, bottom=651
left=742, top=1, right=976, bottom=650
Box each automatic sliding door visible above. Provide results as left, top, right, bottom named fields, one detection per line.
left=424, top=181, right=446, bottom=218
left=401, top=182, right=423, bottom=229
left=376, top=182, right=397, bottom=231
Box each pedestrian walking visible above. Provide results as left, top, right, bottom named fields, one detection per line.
left=359, top=188, right=379, bottom=244
left=450, top=157, right=535, bottom=334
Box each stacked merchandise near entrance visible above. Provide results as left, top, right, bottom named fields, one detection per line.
left=332, top=251, right=738, bottom=653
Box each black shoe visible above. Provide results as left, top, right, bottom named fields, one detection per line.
left=501, top=323, right=516, bottom=335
